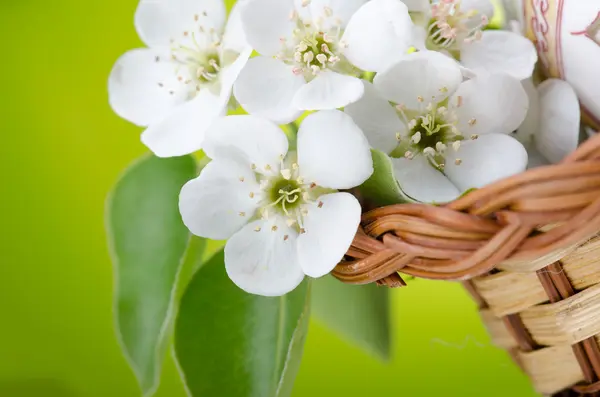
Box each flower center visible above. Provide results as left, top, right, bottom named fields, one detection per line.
left=276, top=1, right=358, bottom=80
left=268, top=178, right=303, bottom=213
left=391, top=96, right=479, bottom=169
left=426, top=0, right=488, bottom=51
left=155, top=12, right=226, bottom=98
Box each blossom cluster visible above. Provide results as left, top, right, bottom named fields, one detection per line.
left=109, top=0, right=583, bottom=296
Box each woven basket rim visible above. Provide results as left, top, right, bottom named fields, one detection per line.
left=334, top=131, right=600, bottom=287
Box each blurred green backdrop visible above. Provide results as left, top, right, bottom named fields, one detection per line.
left=0, top=0, right=538, bottom=396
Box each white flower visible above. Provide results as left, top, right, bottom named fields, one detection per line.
left=108, top=0, right=252, bottom=157
left=516, top=78, right=580, bottom=167
left=233, top=0, right=414, bottom=123
left=407, top=0, right=537, bottom=80
left=345, top=50, right=529, bottom=203
left=179, top=111, right=373, bottom=296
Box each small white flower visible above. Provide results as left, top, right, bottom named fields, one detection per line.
left=233, top=0, right=415, bottom=123
left=345, top=50, right=529, bottom=203
left=108, top=0, right=252, bottom=157
left=407, top=0, right=537, bottom=80
left=515, top=78, right=580, bottom=167
left=179, top=110, right=373, bottom=296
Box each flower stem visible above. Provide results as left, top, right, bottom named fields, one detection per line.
left=284, top=122, right=299, bottom=150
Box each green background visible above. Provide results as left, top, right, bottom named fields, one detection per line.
left=0, top=0, right=538, bottom=396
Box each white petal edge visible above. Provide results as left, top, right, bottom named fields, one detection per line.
left=298, top=110, right=373, bottom=189
left=391, top=156, right=460, bottom=203
left=536, top=78, right=581, bottom=164
left=460, top=30, right=538, bottom=81
left=179, top=158, right=259, bottom=240
left=373, top=50, right=463, bottom=110
left=240, top=0, right=295, bottom=56
left=344, top=81, right=405, bottom=154
left=234, top=56, right=305, bottom=124
left=203, top=115, right=289, bottom=169
left=444, top=133, right=528, bottom=191
left=515, top=78, right=541, bottom=144
left=108, top=48, right=184, bottom=127
left=222, top=0, right=249, bottom=54
left=297, top=193, right=361, bottom=278
left=342, top=0, right=414, bottom=72
left=292, top=72, right=364, bottom=110
left=225, top=219, right=305, bottom=296
left=451, top=73, right=529, bottom=136
left=308, top=0, right=368, bottom=27
left=141, top=90, right=226, bottom=157
left=135, top=0, right=226, bottom=48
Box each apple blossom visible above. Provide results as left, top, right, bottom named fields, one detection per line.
left=179, top=111, right=373, bottom=296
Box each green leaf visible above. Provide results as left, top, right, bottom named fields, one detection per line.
left=358, top=149, right=410, bottom=207
left=174, top=250, right=311, bottom=397
left=106, top=154, right=198, bottom=396
left=312, top=275, right=391, bottom=360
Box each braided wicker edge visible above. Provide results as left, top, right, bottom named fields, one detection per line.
left=334, top=132, right=600, bottom=286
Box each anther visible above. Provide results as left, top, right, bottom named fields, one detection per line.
left=251, top=164, right=257, bottom=170
left=454, top=158, right=462, bottom=165
left=468, top=118, right=477, bottom=126
left=310, top=183, right=317, bottom=188
left=470, top=134, right=479, bottom=140
left=318, top=201, right=324, bottom=208
left=272, top=225, right=278, bottom=231
left=300, top=228, right=307, bottom=234
left=249, top=192, right=255, bottom=198
left=239, top=177, right=245, bottom=182
left=254, top=227, right=261, bottom=232
left=283, top=235, right=289, bottom=241
left=239, top=212, right=246, bottom=217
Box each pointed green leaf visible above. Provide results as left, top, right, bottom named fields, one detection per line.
left=174, top=250, right=311, bottom=397
left=358, top=149, right=410, bottom=207
left=106, top=154, right=198, bottom=396
left=312, top=275, right=391, bottom=360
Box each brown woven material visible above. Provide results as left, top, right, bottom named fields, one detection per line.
left=334, top=132, right=600, bottom=395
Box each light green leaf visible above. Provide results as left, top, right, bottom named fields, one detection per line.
left=358, top=149, right=410, bottom=207
left=312, top=275, right=391, bottom=360
left=174, top=250, right=311, bottom=397
left=106, top=154, right=198, bottom=396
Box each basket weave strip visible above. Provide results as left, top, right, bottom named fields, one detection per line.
left=465, top=243, right=600, bottom=396
left=334, top=133, right=600, bottom=395
left=333, top=133, right=600, bottom=285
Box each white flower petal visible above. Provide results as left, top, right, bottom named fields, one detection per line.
left=203, top=115, right=289, bottom=168
left=240, top=0, right=295, bottom=56
left=444, top=134, right=528, bottom=191
left=218, top=46, right=252, bottom=103
left=401, top=0, right=429, bottom=12
left=451, top=73, right=529, bottom=136
left=292, top=72, right=364, bottom=110
left=461, top=0, right=495, bottom=19
left=179, top=158, right=259, bottom=240
left=344, top=81, right=405, bottom=154
left=391, top=156, right=460, bottom=203
left=135, top=0, right=226, bottom=48
left=222, top=0, right=250, bottom=53
left=234, top=56, right=304, bottom=124
left=141, top=90, right=226, bottom=157
left=308, top=0, right=368, bottom=27
left=460, top=30, right=538, bottom=81
left=373, top=51, right=463, bottom=110
left=108, top=48, right=185, bottom=127
left=515, top=78, right=541, bottom=144
left=342, top=0, right=414, bottom=72
left=225, top=219, right=305, bottom=296
left=297, top=193, right=361, bottom=278
left=297, top=110, right=373, bottom=189
left=535, top=79, right=580, bottom=164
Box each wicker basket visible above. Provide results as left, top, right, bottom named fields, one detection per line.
left=334, top=132, right=600, bottom=396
